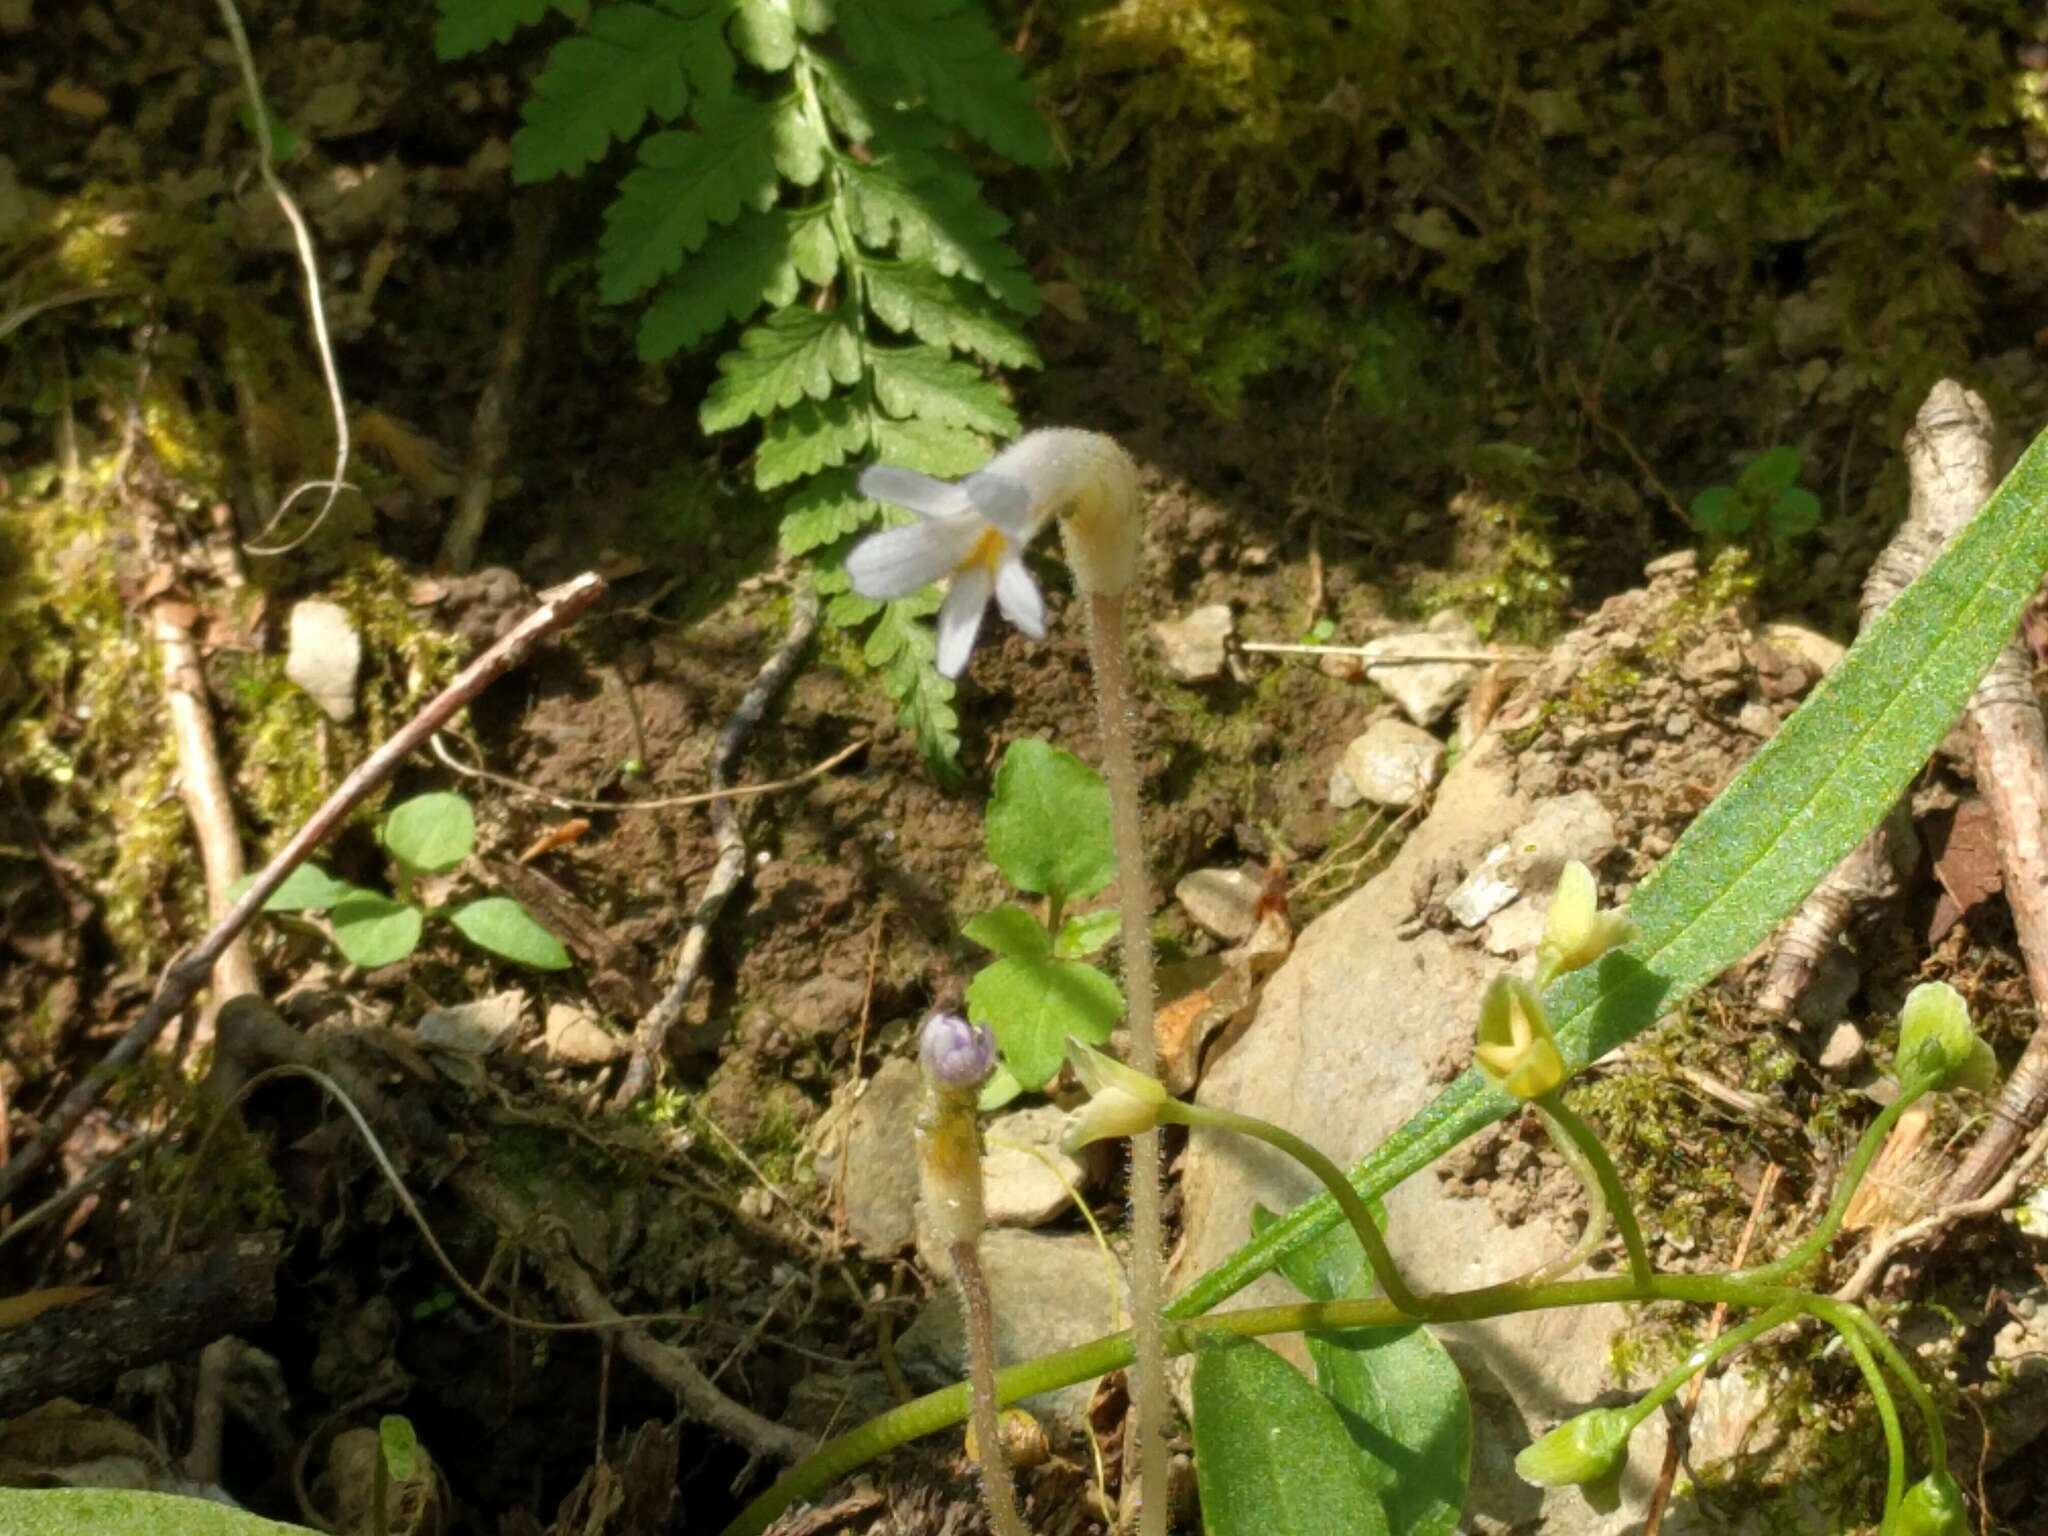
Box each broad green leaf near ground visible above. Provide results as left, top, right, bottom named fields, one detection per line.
left=450, top=897, right=572, bottom=970
left=0, top=1488, right=319, bottom=1536
left=1172, top=421, right=2048, bottom=1320
left=984, top=740, right=1115, bottom=903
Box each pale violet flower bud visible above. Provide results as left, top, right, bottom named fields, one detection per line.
left=1535, top=861, right=1638, bottom=988
left=1514, top=1405, right=1634, bottom=1488
left=1898, top=981, right=1996, bottom=1094
left=1475, top=975, right=1567, bottom=1101
left=920, top=1012, right=996, bottom=1093
left=1060, top=1038, right=1169, bottom=1153
left=1897, top=1471, right=1967, bottom=1536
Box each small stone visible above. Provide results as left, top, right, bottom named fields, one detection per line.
left=1446, top=792, right=1618, bottom=929
left=1663, top=709, right=1694, bottom=739
left=1338, top=719, right=1446, bottom=809
left=1362, top=614, right=1482, bottom=727
left=1176, top=866, right=1263, bottom=943
left=980, top=1103, right=1095, bottom=1227
left=1818, top=1021, right=1867, bottom=1075
left=1152, top=604, right=1234, bottom=682
left=417, top=989, right=527, bottom=1054
left=1239, top=544, right=1274, bottom=569
left=285, top=600, right=362, bottom=722
left=841, top=1059, right=923, bottom=1255
left=1677, top=629, right=1744, bottom=684
left=1761, top=622, right=1846, bottom=678
left=1643, top=549, right=1698, bottom=578
left=544, top=1001, right=625, bottom=1066
left=1481, top=897, right=1547, bottom=958
left=1327, top=763, right=1363, bottom=810
left=1736, top=701, right=1779, bottom=738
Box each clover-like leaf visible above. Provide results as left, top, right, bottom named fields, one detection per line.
left=965, top=952, right=1122, bottom=1090
left=330, top=892, right=425, bottom=969
left=381, top=793, right=476, bottom=874
left=449, top=898, right=573, bottom=970
left=984, top=740, right=1115, bottom=904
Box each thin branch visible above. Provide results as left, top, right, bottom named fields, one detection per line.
left=0, top=573, right=607, bottom=1211
left=431, top=730, right=865, bottom=813
left=1240, top=640, right=1537, bottom=664
left=615, top=585, right=822, bottom=1108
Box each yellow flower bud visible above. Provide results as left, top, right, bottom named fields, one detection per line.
left=1535, top=861, right=1638, bottom=988
left=1475, top=975, right=1567, bottom=1101
left=1514, top=1406, right=1634, bottom=1488
left=1060, top=1038, right=1169, bottom=1152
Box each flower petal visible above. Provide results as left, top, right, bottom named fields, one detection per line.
left=993, top=554, right=1046, bottom=639
left=962, top=470, right=1037, bottom=541
left=844, top=515, right=980, bottom=600
left=935, top=562, right=994, bottom=677
left=860, top=464, right=972, bottom=520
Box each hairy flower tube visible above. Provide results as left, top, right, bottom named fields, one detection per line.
left=1060, top=1038, right=1169, bottom=1153
left=1474, top=975, right=1567, bottom=1101
left=1513, top=1405, right=1635, bottom=1489
left=1535, top=860, right=1638, bottom=988
left=1897, top=980, right=1996, bottom=1094
left=1896, top=1470, right=1967, bottom=1536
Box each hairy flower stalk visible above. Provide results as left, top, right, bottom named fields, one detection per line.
left=915, top=1013, right=1031, bottom=1536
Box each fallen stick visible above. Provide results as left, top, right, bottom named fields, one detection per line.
left=0, top=573, right=606, bottom=1212
left=614, top=584, right=822, bottom=1109
left=1240, top=640, right=1537, bottom=664
left=431, top=730, right=865, bottom=814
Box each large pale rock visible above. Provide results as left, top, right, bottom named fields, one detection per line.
left=980, top=1102, right=1094, bottom=1227
left=1338, top=717, right=1445, bottom=809
left=1175, top=735, right=1661, bottom=1532
left=1363, top=611, right=1483, bottom=726
left=897, top=1229, right=1128, bottom=1436
left=285, top=599, right=362, bottom=722
left=840, top=1059, right=923, bottom=1255
left=1152, top=603, right=1234, bottom=683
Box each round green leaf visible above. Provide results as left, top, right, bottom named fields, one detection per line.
left=1054, top=907, right=1122, bottom=959
left=449, top=897, right=572, bottom=970
left=1687, top=485, right=1746, bottom=535
left=965, top=953, right=1122, bottom=1090
left=1192, top=1337, right=1390, bottom=1536
left=330, top=892, right=425, bottom=968
left=230, top=862, right=351, bottom=913
left=984, top=739, right=1115, bottom=903
left=379, top=1414, right=420, bottom=1481
left=381, top=792, right=476, bottom=874
left=1769, top=486, right=1822, bottom=539
left=962, top=903, right=1053, bottom=960
left=1739, top=444, right=1802, bottom=493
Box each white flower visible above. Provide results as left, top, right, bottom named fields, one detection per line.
left=1060, top=1038, right=1169, bottom=1153
left=845, top=460, right=1049, bottom=678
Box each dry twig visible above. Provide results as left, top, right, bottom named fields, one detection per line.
left=615, top=584, right=823, bottom=1108
left=0, top=574, right=607, bottom=1211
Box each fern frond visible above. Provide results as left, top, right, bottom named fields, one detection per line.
left=434, top=0, right=585, bottom=60
left=701, top=309, right=864, bottom=430
left=597, top=96, right=802, bottom=302
left=867, top=594, right=963, bottom=780
left=836, top=0, right=1052, bottom=168
left=510, top=2, right=732, bottom=182
left=779, top=472, right=876, bottom=557
left=637, top=210, right=800, bottom=361
left=870, top=415, right=991, bottom=476
left=729, top=0, right=798, bottom=69
left=868, top=345, right=1018, bottom=435
left=842, top=141, right=1038, bottom=314
left=756, top=397, right=871, bottom=489
left=862, top=261, right=1038, bottom=367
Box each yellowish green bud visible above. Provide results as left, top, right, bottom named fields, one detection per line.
left=1897, top=1470, right=1967, bottom=1535
left=1060, top=1038, right=1169, bottom=1152
left=1535, top=861, right=1638, bottom=988
left=1514, top=1406, right=1634, bottom=1488
left=1898, top=981, right=1993, bottom=1093
left=1475, top=976, right=1567, bottom=1101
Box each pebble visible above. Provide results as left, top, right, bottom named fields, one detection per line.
left=1337, top=718, right=1445, bottom=809
left=543, top=1001, right=626, bottom=1065
left=1818, top=1021, right=1867, bottom=1075
left=285, top=600, right=362, bottom=722
left=1151, top=604, right=1234, bottom=682
left=1175, top=866, right=1264, bottom=943
left=1361, top=612, right=1482, bottom=727
left=979, top=1103, right=1096, bottom=1227
left=416, top=989, right=526, bottom=1054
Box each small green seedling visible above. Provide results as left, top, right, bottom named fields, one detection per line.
left=1688, top=445, right=1822, bottom=542
left=241, top=792, right=571, bottom=971
left=963, top=739, right=1124, bottom=1109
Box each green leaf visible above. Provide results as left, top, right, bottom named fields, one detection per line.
left=985, top=739, right=1116, bottom=903
left=835, top=0, right=1052, bottom=167
left=779, top=472, right=877, bottom=557
left=1739, top=445, right=1802, bottom=493
left=977, top=1060, right=1023, bottom=1111
left=1054, top=908, right=1120, bottom=959
left=434, top=0, right=584, bottom=60
left=755, top=396, right=870, bottom=490
left=729, top=0, right=798, bottom=68
left=449, top=897, right=573, bottom=970
left=966, top=952, right=1122, bottom=1089
left=1688, top=485, right=1747, bottom=535
left=1170, top=423, right=2048, bottom=1325
left=330, top=893, right=425, bottom=969
left=1252, top=1209, right=1469, bottom=1536
left=869, top=346, right=1018, bottom=435
left=597, top=96, right=788, bottom=304
left=510, top=3, right=730, bottom=183
left=1770, top=486, right=1823, bottom=539
left=871, top=414, right=989, bottom=476
left=842, top=138, right=1038, bottom=314
left=1191, top=1337, right=1390, bottom=1536
left=868, top=598, right=962, bottom=779
left=379, top=1415, right=420, bottom=1481
left=230, top=862, right=351, bottom=913
left=381, top=792, right=476, bottom=874
left=863, top=260, right=1039, bottom=367
left=962, top=903, right=1053, bottom=960
left=701, top=309, right=863, bottom=431
left=0, top=1487, right=323, bottom=1535
left=637, top=211, right=803, bottom=361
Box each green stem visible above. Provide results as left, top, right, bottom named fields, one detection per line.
left=1814, top=1299, right=1947, bottom=1480
left=1622, top=1301, right=1799, bottom=1428
left=1535, top=1094, right=1653, bottom=1288
left=1817, top=1303, right=1908, bottom=1531
left=1166, top=1101, right=1427, bottom=1317
left=1741, top=1083, right=1928, bottom=1285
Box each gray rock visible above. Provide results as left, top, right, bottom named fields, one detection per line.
left=1761, top=622, right=1846, bottom=678
left=416, top=989, right=526, bottom=1054
left=897, top=1229, right=1128, bottom=1437
left=1152, top=603, right=1234, bottom=683
left=285, top=600, right=362, bottom=722
left=1447, top=791, right=1619, bottom=929
left=1174, top=735, right=1662, bottom=1532
left=1817, top=1021, right=1866, bottom=1075
left=1175, top=866, right=1263, bottom=944
left=1362, top=612, right=1483, bottom=727
left=1328, top=764, right=1362, bottom=809
left=1736, top=701, right=1780, bottom=738
left=1338, top=718, right=1445, bottom=809
left=543, top=1001, right=625, bottom=1066
left=979, top=1103, right=1094, bottom=1227
left=841, top=1059, right=923, bottom=1255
